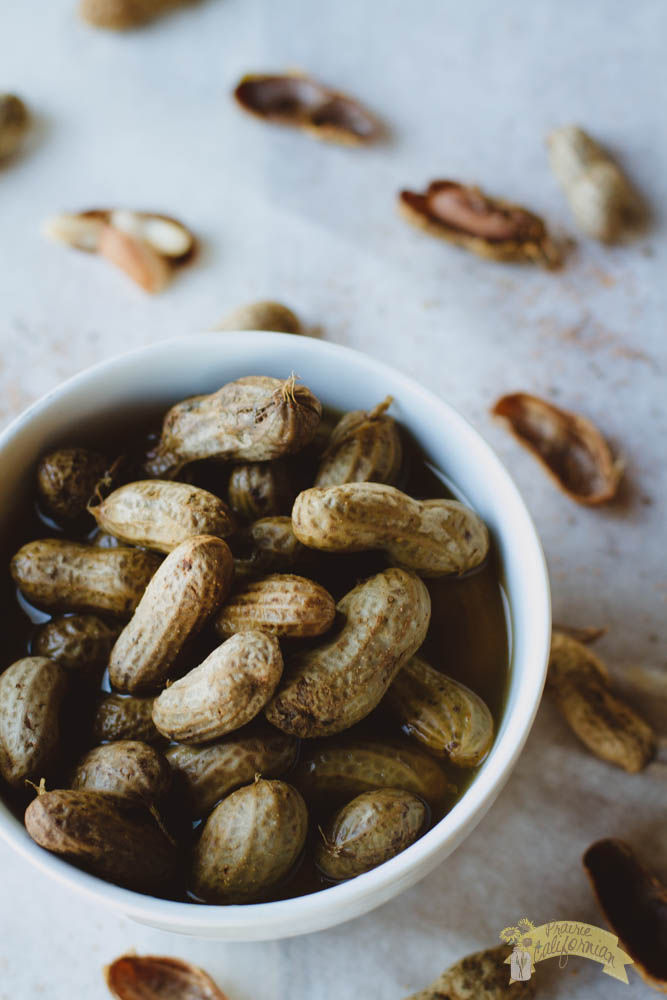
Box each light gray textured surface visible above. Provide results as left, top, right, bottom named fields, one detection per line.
left=0, top=1, right=665, bottom=996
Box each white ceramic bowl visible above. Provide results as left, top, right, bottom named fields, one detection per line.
left=0, top=333, right=550, bottom=940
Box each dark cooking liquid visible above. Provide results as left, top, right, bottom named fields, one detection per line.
left=0, top=408, right=510, bottom=903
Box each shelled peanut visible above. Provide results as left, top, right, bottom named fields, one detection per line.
left=0, top=372, right=498, bottom=903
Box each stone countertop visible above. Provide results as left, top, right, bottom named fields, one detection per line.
left=0, top=1, right=665, bottom=996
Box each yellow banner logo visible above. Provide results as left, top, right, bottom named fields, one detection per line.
left=500, top=918, right=633, bottom=984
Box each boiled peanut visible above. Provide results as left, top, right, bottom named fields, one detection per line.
left=227, top=462, right=294, bottom=520
left=37, top=447, right=108, bottom=521
left=153, top=631, right=283, bottom=742
left=191, top=779, right=307, bottom=903
left=265, top=568, right=430, bottom=738
left=548, top=631, right=655, bottom=773
left=166, top=730, right=298, bottom=815
left=386, top=656, right=494, bottom=766
left=292, top=483, right=489, bottom=577
left=315, top=788, right=425, bottom=879
left=108, top=535, right=233, bottom=693
left=215, top=300, right=302, bottom=334
left=292, top=741, right=452, bottom=810
left=233, top=516, right=312, bottom=577
left=315, top=397, right=403, bottom=487
left=0, top=657, right=67, bottom=786
left=92, top=694, right=159, bottom=744
left=144, top=376, right=322, bottom=478
left=406, top=944, right=535, bottom=1000
left=24, top=789, right=176, bottom=891
left=214, top=574, right=336, bottom=639
left=32, top=614, right=120, bottom=672
left=72, top=740, right=171, bottom=804
left=90, top=480, right=236, bottom=553
left=10, top=540, right=161, bottom=615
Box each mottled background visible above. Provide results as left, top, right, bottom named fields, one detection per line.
left=0, top=1, right=665, bottom=997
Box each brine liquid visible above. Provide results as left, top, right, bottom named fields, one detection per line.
left=0, top=408, right=510, bottom=902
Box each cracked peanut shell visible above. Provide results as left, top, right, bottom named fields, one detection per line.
left=399, top=180, right=560, bottom=268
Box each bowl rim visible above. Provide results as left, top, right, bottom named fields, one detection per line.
left=0, top=332, right=551, bottom=936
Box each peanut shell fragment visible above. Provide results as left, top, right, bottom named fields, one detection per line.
left=90, top=480, right=236, bottom=553
left=42, top=209, right=194, bottom=293
left=547, top=126, right=643, bottom=242
left=144, top=375, right=322, bottom=479
left=191, top=778, right=308, bottom=903
left=492, top=392, right=623, bottom=504
left=80, top=0, right=193, bottom=29
left=214, top=573, right=336, bottom=639
left=105, top=955, right=229, bottom=1000
left=315, top=397, right=403, bottom=488
left=0, top=94, right=29, bottom=160
left=266, top=568, right=431, bottom=738
left=399, top=180, right=560, bottom=268
left=234, top=73, right=380, bottom=145
left=583, top=838, right=667, bottom=992
left=405, top=944, right=535, bottom=1000
left=215, top=300, right=302, bottom=334
left=315, top=788, right=425, bottom=880
left=386, top=656, right=494, bottom=766
left=11, top=540, right=161, bottom=615
left=109, top=535, right=233, bottom=693
left=152, top=631, right=284, bottom=742
left=548, top=631, right=654, bottom=772
left=25, top=789, right=176, bottom=891
left=292, top=483, right=489, bottom=577
left=0, top=657, right=67, bottom=787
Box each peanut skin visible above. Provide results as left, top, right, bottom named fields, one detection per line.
left=265, top=568, right=431, bottom=738
left=292, top=483, right=489, bottom=577
left=11, top=540, right=161, bottom=615
left=108, top=535, right=233, bottom=693
left=548, top=631, right=655, bottom=773
left=315, top=788, right=425, bottom=880
left=214, top=574, right=336, bottom=639
left=152, top=631, right=283, bottom=742
left=191, top=779, right=307, bottom=903
left=0, top=657, right=67, bottom=786
left=90, top=480, right=236, bottom=553
left=24, top=789, right=176, bottom=891
left=144, top=376, right=321, bottom=478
